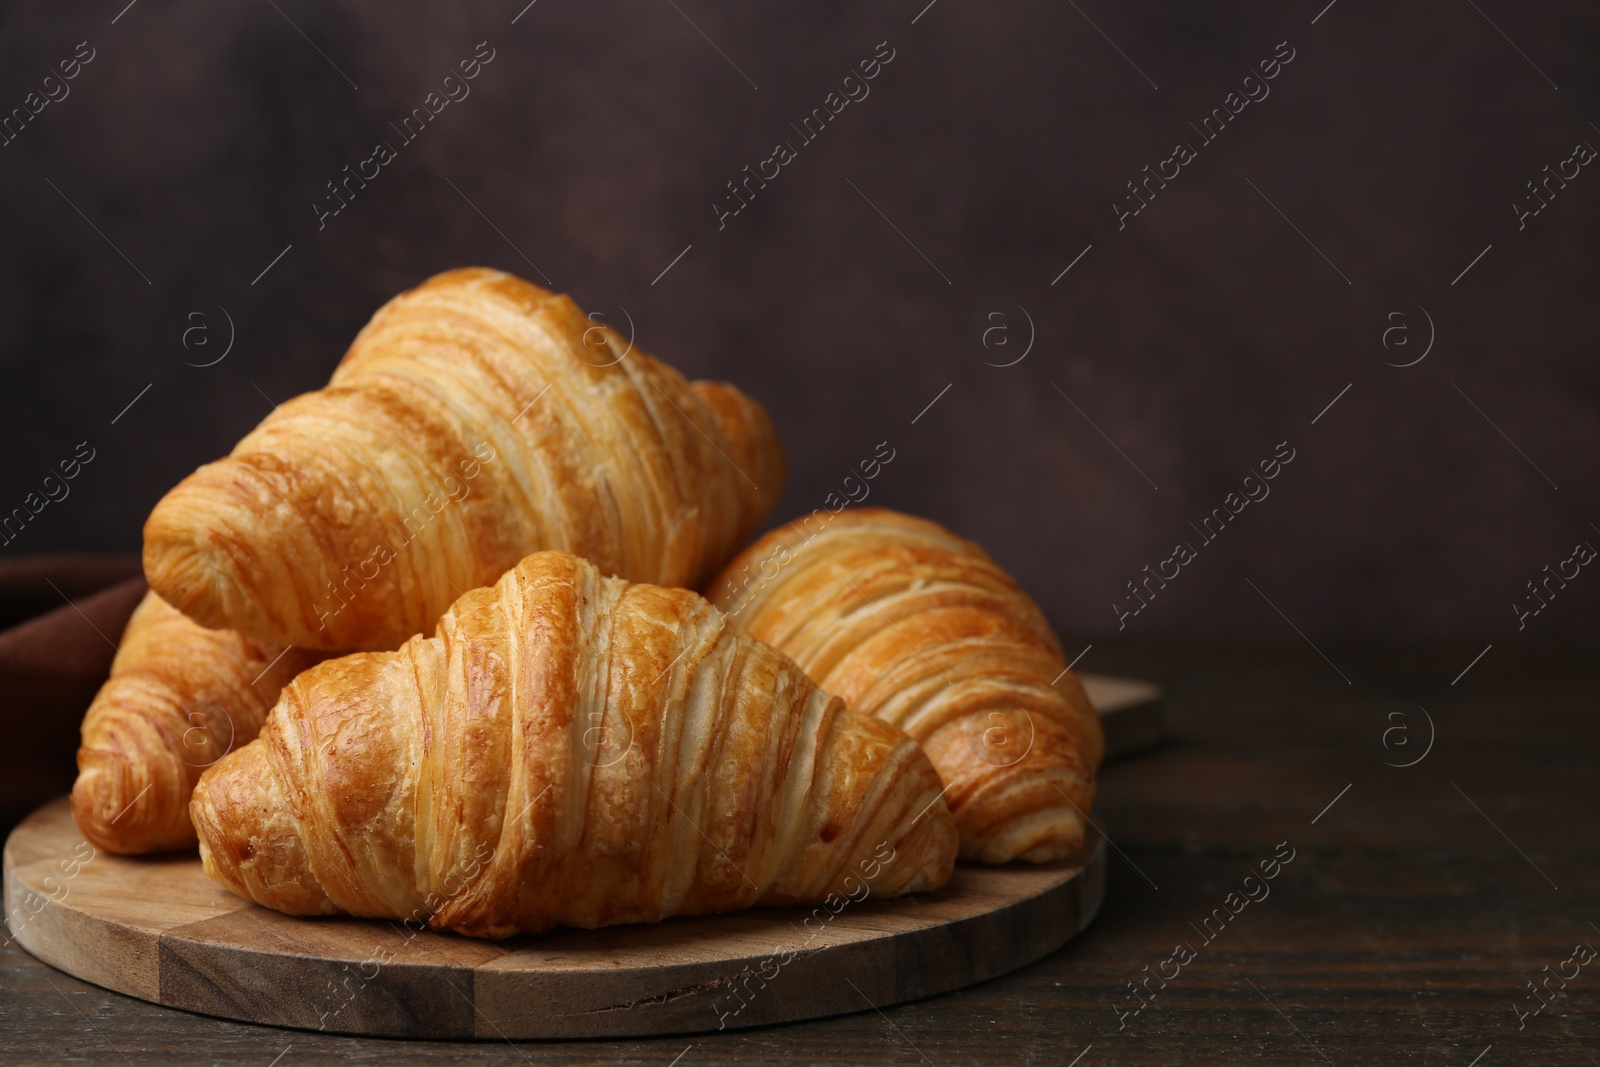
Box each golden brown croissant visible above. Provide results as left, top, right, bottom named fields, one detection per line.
left=71, top=592, right=323, bottom=854
left=706, top=508, right=1104, bottom=864
left=190, top=550, right=956, bottom=938
left=144, top=267, right=785, bottom=652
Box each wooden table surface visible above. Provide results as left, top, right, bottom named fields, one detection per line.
left=3, top=640, right=1594, bottom=1066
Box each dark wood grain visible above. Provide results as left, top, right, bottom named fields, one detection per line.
left=3, top=641, right=1595, bottom=1064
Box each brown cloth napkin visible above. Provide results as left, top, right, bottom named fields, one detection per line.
left=0, top=557, right=145, bottom=838
left=0, top=555, right=142, bottom=632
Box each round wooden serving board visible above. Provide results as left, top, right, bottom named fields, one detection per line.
left=4, top=797, right=1104, bottom=1039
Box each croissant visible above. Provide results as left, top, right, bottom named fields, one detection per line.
left=706, top=508, right=1104, bottom=864
left=144, top=267, right=785, bottom=652
left=71, top=592, right=323, bottom=854
left=190, top=550, right=956, bottom=938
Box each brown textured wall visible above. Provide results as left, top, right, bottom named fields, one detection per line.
left=0, top=1, right=1596, bottom=643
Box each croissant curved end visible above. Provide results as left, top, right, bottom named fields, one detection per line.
left=876, top=766, right=960, bottom=894
left=143, top=470, right=260, bottom=638
left=690, top=379, right=787, bottom=525
left=191, top=741, right=338, bottom=916
left=965, top=785, right=1089, bottom=864
left=71, top=744, right=191, bottom=854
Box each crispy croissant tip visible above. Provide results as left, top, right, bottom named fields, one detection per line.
left=143, top=489, right=247, bottom=636
left=974, top=795, right=1087, bottom=864
left=191, top=741, right=338, bottom=916
left=189, top=767, right=244, bottom=896
left=691, top=379, right=787, bottom=526
left=70, top=746, right=191, bottom=854
left=894, top=791, right=961, bottom=892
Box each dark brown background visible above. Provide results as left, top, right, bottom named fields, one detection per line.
left=1, top=0, right=1597, bottom=643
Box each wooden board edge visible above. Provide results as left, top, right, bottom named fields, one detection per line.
left=1082, top=672, right=1167, bottom=760
left=5, top=802, right=1108, bottom=1041
left=5, top=853, right=163, bottom=1002
left=473, top=834, right=1107, bottom=1039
